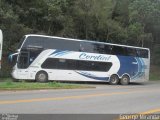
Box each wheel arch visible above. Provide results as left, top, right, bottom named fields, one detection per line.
left=35, top=70, right=49, bottom=81
left=109, top=74, right=120, bottom=85
left=121, top=73, right=131, bottom=81
left=109, top=74, right=120, bottom=81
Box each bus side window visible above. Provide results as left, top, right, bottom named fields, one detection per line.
left=126, top=48, right=137, bottom=57
left=41, top=58, right=57, bottom=69
left=136, top=49, right=140, bottom=57
left=135, top=49, right=148, bottom=58
left=58, top=59, right=67, bottom=69
left=139, top=49, right=148, bottom=58
left=93, top=43, right=105, bottom=54
left=104, top=45, right=112, bottom=54
left=80, top=42, right=94, bottom=53
left=111, top=46, right=126, bottom=56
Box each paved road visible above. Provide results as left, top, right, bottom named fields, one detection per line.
left=0, top=81, right=160, bottom=114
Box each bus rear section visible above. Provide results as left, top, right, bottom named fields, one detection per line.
left=0, top=29, right=3, bottom=69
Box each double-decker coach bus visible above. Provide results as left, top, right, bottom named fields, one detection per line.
left=10, top=34, right=150, bottom=85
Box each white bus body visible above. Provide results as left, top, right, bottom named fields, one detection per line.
left=11, top=35, right=150, bottom=85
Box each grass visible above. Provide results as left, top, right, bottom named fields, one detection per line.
left=0, top=78, right=94, bottom=90
left=150, top=65, right=160, bottom=81
left=149, top=73, right=160, bottom=81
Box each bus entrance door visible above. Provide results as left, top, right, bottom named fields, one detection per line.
left=17, top=52, right=30, bottom=79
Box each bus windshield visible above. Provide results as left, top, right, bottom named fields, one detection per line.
left=17, top=48, right=43, bottom=69
left=21, top=36, right=80, bottom=51
left=17, top=36, right=26, bottom=50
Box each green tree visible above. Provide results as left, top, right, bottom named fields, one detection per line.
left=129, top=0, right=158, bottom=46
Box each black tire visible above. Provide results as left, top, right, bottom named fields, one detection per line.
left=120, top=75, right=130, bottom=85
left=35, top=71, right=48, bottom=83
left=109, top=75, right=119, bottom=85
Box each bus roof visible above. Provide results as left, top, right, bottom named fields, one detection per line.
left=25, top=34, right=150, bottom=51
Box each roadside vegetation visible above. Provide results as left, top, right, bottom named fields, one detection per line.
left=150, top=74, right=160, bottom=81
left=0, top=78, right=94, bottom=90
left=150, top=65, right=160, bottom=81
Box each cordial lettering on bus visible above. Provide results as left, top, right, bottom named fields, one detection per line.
left=79, top=53, right=111, bottom=61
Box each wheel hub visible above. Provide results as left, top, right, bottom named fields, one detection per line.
left=39, top=74, right=46, bottom=81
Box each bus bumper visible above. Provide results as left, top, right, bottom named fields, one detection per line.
left=11, top=69, right=18, bottom=79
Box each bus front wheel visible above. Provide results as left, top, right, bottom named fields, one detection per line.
left=120, top=75, right=130, bottom=85
left=109, top=75, right=119, bottom=85
left=36, top=71, right=48, bottom=83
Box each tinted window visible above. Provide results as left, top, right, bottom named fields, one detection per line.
left=41, top=58, right=112, bottom=72
left=104, top=45, right=112, bottom=54
left=17, top=52, right=29, bottom=69
left=22, top=36, right=149, bottom=58
left=77, top=60, right=112, bottom=71
left=136, top=49, right=148, bottom=58
left=41, top=58, right=57, bottom=69
left=18, top=36, right=26, bottom=49
left=47, top=38, right=80, bottom=51
left=17, top=49, right=43, bottom=68
left=111, top=46, right=126, bottom=56
left=57, top=59, right=68, bottom=69
left=80, top=42, right=94, bottom=53
left=126, top=48, right=137, bottom=57
left=22, top=36, right=43, bottom=48
left=93, top=43, right=105, bottom=54
left=29, top=49, right=42, bottom=64
left=22, top=36, right=80, bottom=51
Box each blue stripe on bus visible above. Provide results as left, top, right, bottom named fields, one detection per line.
left=136, top=57, right=145, bottom=78
left=131, top=57, right=139, bottom=79
left=50, top=50, right=72, bottom=57
left=75, top=71, right=109, bottom=81
left=117, top=56, right=145, bottom=80
left=117, top=56, right=139, bottom=78
left=49, top=50, right=63, bottom=56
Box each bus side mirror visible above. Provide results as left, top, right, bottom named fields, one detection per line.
left=8, top=53, right=18, bottom=65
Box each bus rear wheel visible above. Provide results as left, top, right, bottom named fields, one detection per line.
left=120, top=75, right=130, bottom=85
left=36, top=71, right=48, bottom=83
left=109, top=75, right=119, bottom=85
